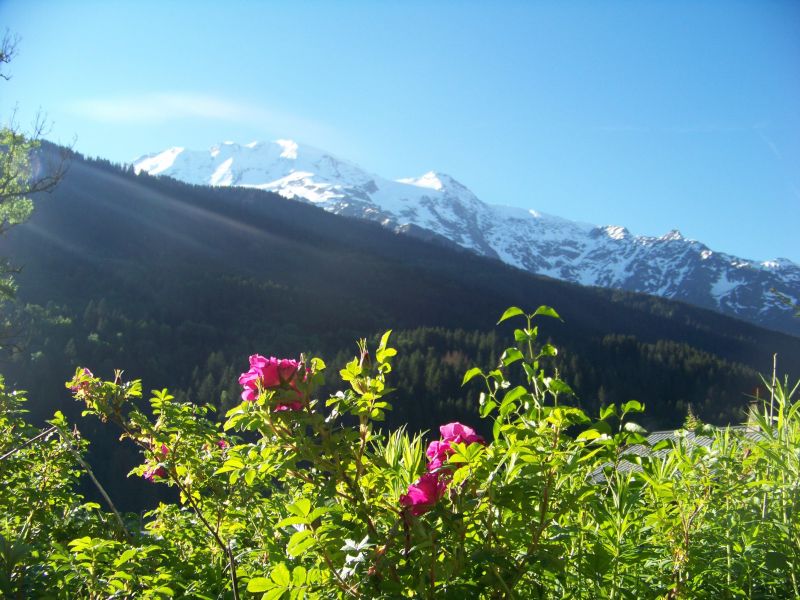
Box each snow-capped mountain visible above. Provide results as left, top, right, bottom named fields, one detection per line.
left=133, top=140, right=800, bottom=335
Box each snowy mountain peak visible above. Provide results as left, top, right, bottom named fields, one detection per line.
left=133, top=146, right=185, bottom=175
left=276, top=139, right=299, bottom=160
left=660, top=229, right=685, bottom=242
left=398, top=171, right=445, bottom=191
left=133, top=139, right=800, bottom=335
left=601, top=225, right=630, bottom=240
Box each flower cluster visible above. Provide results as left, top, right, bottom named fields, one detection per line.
left=143, top=443, right=169, bottom=482
left=400, top=422, right=485, bottom=515
left=68, top=368, right=94, bottom=395
left=238, top=355, right=305, bottom=411
left=426, top=422, right=485, bottom=471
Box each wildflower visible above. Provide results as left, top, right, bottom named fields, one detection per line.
left=143, top=466, right=166, bottom=481
left=439, top=422, right=485, bottom=446
left=425, top=422, right=485, bottom=472
left=400, top=472, right=447, bottom=516
left=68, top=368, right=94, bottom=393
left=238, top=355, right=306, bottom=410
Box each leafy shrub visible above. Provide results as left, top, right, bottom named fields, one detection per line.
left=1, top=306, right=798, bottom=598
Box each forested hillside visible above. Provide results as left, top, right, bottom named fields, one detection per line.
left=2, top=146, right=798, bottom=509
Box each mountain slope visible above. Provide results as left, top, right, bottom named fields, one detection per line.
left=133, top=140, right=800, bottom=336
left=5, top=147, right=800, bottom=510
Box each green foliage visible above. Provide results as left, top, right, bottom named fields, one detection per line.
left=1, top=308, right=799, bottom=597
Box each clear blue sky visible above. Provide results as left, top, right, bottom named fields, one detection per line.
left=1, top=0, right=798, bottom=262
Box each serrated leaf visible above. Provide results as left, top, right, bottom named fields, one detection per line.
left=576, top=429, right=604, bottom=442
left=114, top=548, right=138, bottom=567
left=621, top=400, right=644, bottom=414
left=247, top=577, right=275, bottom=592
left=292, top=566, right=307, bottom=586
left=623, top=421, right=646, bottom=434
left=271, top=563, right=292, bottom=587
left=287, top=529, right=314, bottom=557
left=600, top=404, right=617, bottom=420
left=532, top=305, right=561, bottom=320
left=288, top=499, right=312, bottom=518
left=277, top=516, right=307, bottom=528
left=462, top=367, right=483, bottom=386
left=497, top=306, right=524, bottom=324
left=501, top=348, right=524, bottom=367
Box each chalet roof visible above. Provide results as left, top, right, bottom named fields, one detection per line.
left=589, top=425, right=763, bottom=483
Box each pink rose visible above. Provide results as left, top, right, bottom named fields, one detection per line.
left=217, top=439, right=229, bottom=449
left=426, top=440, right=452, bottom=471
left=143, top=466, right=166, bottom=481
left=424, top=423, right=485, bottom=472
left=152, top=443, right=169, bottom=459
left=274, top=401, right=304, bottom=412
left=400, top=472, right=447, bottom=516
left=439, top=422, right=484, bottom=445
left=239, top=355, right=304, bottom=407
left=69, top=368, right=94, bottom=393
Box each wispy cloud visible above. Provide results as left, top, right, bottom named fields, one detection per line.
left=67, top=92, right=334, bottom=140
left=753, top=122, right=783, bottom=161
left=594, top=124, right=754, bottom=134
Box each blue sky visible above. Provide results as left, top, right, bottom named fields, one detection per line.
left=1, top=0, right=798, bottom=262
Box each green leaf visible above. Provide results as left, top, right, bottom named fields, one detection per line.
left=766, top=551, right=788, bottom=569
left=532, top=305, right=561, bottom=320
left=276, top=516, right=307, bottom=528
left=378, top=330, right=392, bottom=351
left=500, top=348, right=524, bottom=367
left=288, top=499, right=312, bottom=518
left=623, top=422, right=646, bottom=434
left=292, top=566, right=307, bottom=586
left=600, top=404, right=617, bottom=420
left=576, top=429, right=605, bottom=442
left=497, top=306, right=524, bottom=324
left=501, top=385, right=527, bottom=408
left=114, top=548, right=138, bottom=567
left=287, top=529, right=314, bottom=557
left=479, top=399, right=497, bottom=418
left=271, top=563, right=292, bottom=587
left=621, top=400, right=644, bottom=414
left=247, top=577, right=275, bottom=592
left=461, top=367, right=483, bottom=386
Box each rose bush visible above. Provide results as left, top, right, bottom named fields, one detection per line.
left=0, top=306, right=798, bottom=598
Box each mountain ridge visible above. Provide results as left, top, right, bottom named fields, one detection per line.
left=133, top=140, right=800, bottom=336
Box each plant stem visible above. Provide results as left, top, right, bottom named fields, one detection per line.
left=55, top=425, right=131, bottom=542
left=0, top=425, right=56, bottom=461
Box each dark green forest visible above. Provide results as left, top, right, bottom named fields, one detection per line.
left=1, top=145, right=798, bottom=510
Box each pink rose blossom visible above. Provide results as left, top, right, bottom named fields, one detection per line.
left=400, top=472, right=447, bottom=516
left=274, top=401, right=304, bottom=412
left=426, top=440, right=452, bottom=471
left=69, top=368, right=94, bottom=393
left=152, top=443, right=169, bottom=459
left=424, top=423, right=485, bottom=472
left=439, top=422, right=485, bottom=446
left=217, top=439, right=229, bottom=449
left=238, top=355, right=305, bottom=410
left=143, top=466, right=166, bottom=481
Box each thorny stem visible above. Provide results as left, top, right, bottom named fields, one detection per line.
left=57, top=427, right=131, bottom=542
left=172, top=476, right=241, bottom=600
left=307, top=518, right=362, bottom=598
left=0, top=425, right=57, bottom=461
